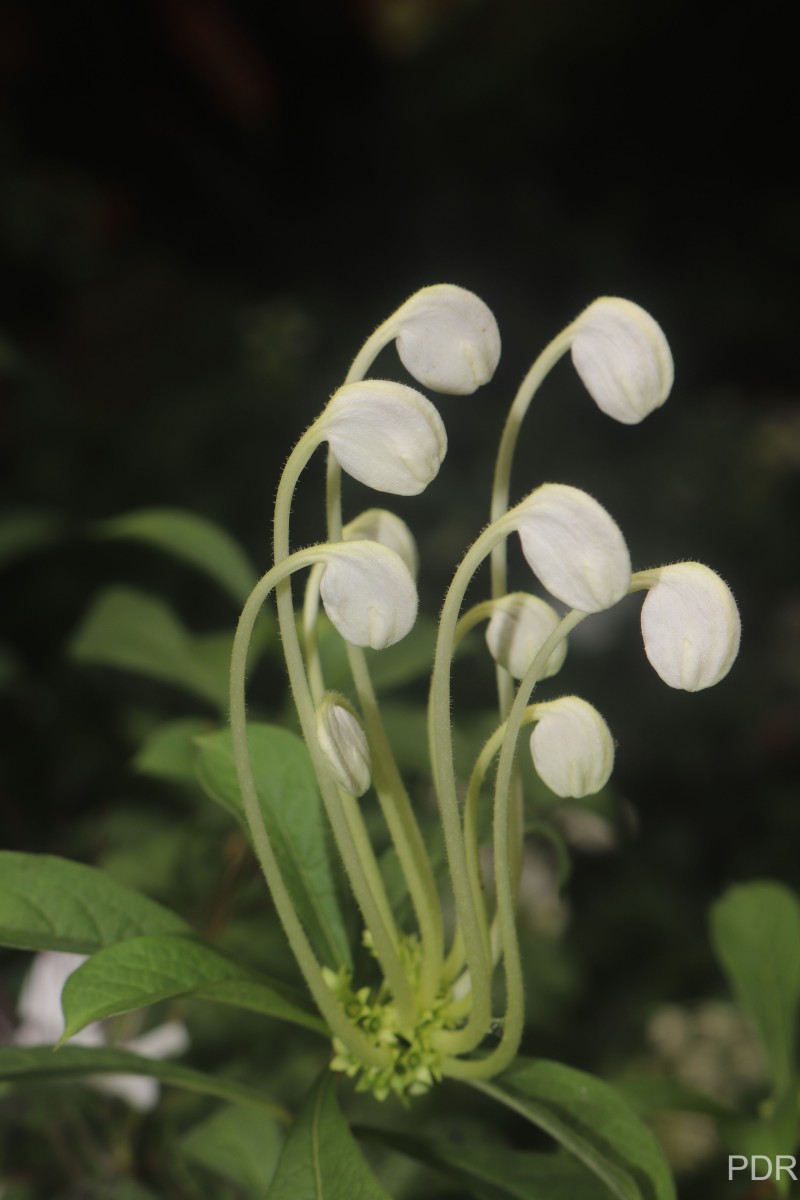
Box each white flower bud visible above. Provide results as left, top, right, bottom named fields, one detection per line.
left=323, top=380, right=447, bottom=496
left=343, top=508, right=419, bottom=579
left=529, top=696, right=615, bottom=799
left=513, top=484, right=631, bottom=612
left=571, top=297, right=674, bottom=424
left=640, top=562, right=741, bottom=691
left=316, top=694, right=372, bottom=797
left=393, top=284, right=501, bottom=395
left=319, top=541, right=418, bottom=649
left=485, top=592, right=567, bottom=680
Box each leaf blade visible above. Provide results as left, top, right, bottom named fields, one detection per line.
left=195, top=724, right=352, bottom=968
left=473, top=1058, right=675, bottom=1200
left=267, top=1073, right=390, bottom=1200
left=709, top=880, right=800, bottom=1096
left=0, top=852, right=191, bottom=955
left=59, top=934, right=326, bottom=1040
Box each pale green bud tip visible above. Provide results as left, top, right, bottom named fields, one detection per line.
left=513, top=483, right=631, bottom=612
left=640, top=562, right=741, bottom=691
left=485, top=592, right=567, bottom=680
left=571, top=297, right=674, bottom=424
left=394, top=284, right=501, bottom=395
left=343, top=508, right=419, bottom=579
left=316, top=695, right=372, bottom=797
left=529, top=695, right=615, bottom=799
left=318, top=540, right=418, bottom=650
left=324, top=380, right=447, bottom=496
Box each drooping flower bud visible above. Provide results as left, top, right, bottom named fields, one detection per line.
left=640, top=562, right=741, bottom=691
left=393, top=284, right=501, bottom=395
left=570, top=297, right=674, bottom=424
left=343, top=508, right=419, bottom=579
left=512, top=484, right=631, bottom=612
left=529, top=696, right=615, bottom=799
left=316, top=694, right=372, bottom=797
left=485, top=592, right=567, bottom=680
left=318, top=541, right=418, bottom=649
left=323, top=380, right=447, bottom=496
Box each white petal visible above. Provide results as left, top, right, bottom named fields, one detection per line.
left=126, top=1020, right=190, bottom=1061
left=316, top=696, right=372, bottom=796
left=15, top=951, right=103, bottom=1047
left=394, top=284, right=501, bottom=395
left=530, top=696, right=615, bottom=798
left=513, top=484, right=631, bottom=612
left=319, top=541, right=418, bottom=649
left=640, top=562, right=741, bottom=691
left=324, top=380, right=446, bottom=496
left=485, top=592, right=567, bottom=680
left=571, top=297, right=674, bottom=424
left=343, top=508, right=419, bottom=578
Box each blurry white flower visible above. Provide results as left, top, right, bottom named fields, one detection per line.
left=485, top=592, right=567, bottom=679
left=393, top=284, right=501, bottom=395
left=323, top=379, right=446, bottom=495
left=13, top=951, right=189, bottom=1112
left=571, top=297, right=674, bottom=424
left=513, top=484, right=631, bottom=612
left=319, top=541, right=418, bottom=649
left=316, top=694, right=372, bottom=797
left=640, top=562, right=741, bottom=691
left=343, top=508, right=419, bottom=579
left=530, top=696, right=615, bottom=798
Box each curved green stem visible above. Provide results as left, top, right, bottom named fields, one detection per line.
left=229, top=549, right=389, bottom=1067
left=273, top=434, right=414, bottom=1021
left=490, top=325, right=575, bottom=715
left=440, top=607, right=588, bottom=1078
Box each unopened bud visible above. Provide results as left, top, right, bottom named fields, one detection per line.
left=316, top=694, right=371, bottom=797
left=513, top=483, right=631, bottom=612
left=571, top=297, right=674, bottom=424
left=393, top=284, right=501, bottom=395
left=640, top=562, right=741, bottom=691
left=343, top=508, right=419, bottom=579
left=319, top=541, right=418, bottom=649
left=485, top=593, right=567, bottom=679
left=323, top=380, right=447, bottom=496
left=530, top=696, right=615, bottom=799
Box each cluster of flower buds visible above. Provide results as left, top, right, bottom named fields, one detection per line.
left=230, top=283, right=740, bottom=1099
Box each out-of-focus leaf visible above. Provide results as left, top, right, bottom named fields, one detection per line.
left=710, top=880, right=800, bottom=1097
left=267, top=1073, right=390, bottom=1200
left=94, top=507, right=259, bottom=604
left=69, top=586, right=227, bottom=709
left=360, top=1127, right=614, bottom=1200
left=474, top=1058, right=676, bottom=1200
left=195, top=724, right=352, bottom=968
left=0, top=511, right=63, bottom=569
left=0, top=852, right=191, bottom=954
left=60, top=934, right=326, bottom=1041
left=613, top=1076, right=735, bottom=1120
left=133, top=717, right=215, bottom=783
left=182, top=1102, right=284, bottom=1192
left=0, top=1045, right=287, bottom=1117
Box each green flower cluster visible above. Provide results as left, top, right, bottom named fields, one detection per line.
left=323, top=934, right=460, bottom=1102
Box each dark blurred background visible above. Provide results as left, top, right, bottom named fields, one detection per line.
left=1, top=0, right=798, bottom=1189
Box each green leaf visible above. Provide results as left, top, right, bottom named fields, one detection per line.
left=0, top=852, right=191, bottom=954
left=133, top=717, right=215, bottom=783
left=59, top=934, right=326, bottom=1041
left=0, top=510, right=63, bottom=569
left=182, top=1103, right=284, bottom=1192
left=613, top=1076, right=734, bottom=1120
left=709, top=880, right=800, bottom=1096
left=0, top=1045, right=288, bottom=1118
left=267, top=1073, right=390, bottom=1200
left=361, top=1127, right=613, bottom=1200
left=69, top=586, right=228, bottom=709
left=473, top=1058, right=676, bottom=1200
left=195, top=724, right=352, bottom=968
left=94, top=507, right=259, bottom=604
